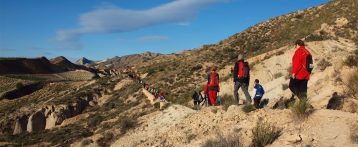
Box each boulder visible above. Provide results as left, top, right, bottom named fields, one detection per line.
left=27, top=110, right=46, bottom=132
left=44, top=105, right=55, bottom=117
left=89, top=101, right=96, bottom=107
left=45, top=112, right=57, bottom=129
left=13, top=115, right=28, bottom=135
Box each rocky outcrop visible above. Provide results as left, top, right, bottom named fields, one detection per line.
left=13, top=115, right=28, bottom=135
left=2, top=81, right=113, bottom=135
left=27, top=110, right=46, bottom=132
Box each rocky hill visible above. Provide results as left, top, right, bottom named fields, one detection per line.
left=0, top=0, right=357, bottom=146
left=97, top=51, right=161, bottom=69
left=0, top=57, right=61, bottom=74
left=75, top=57, right=95, bottom=66
left=135, top=0, right=358, bottom=105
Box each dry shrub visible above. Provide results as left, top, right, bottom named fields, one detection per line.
left=252, top=121, right=282, bottom=147
left=282, top=84, right=289, bottom=90
left=351, top=124, right=358, bottom=144
left=221, top=94, right=237, bottom=111
left=96, top=132, right=114, bottom=147
left=344, top=49, right=358, bottom=67
left=343, top=72, right=358, bottom=99
left=317, top=58, right=332, bottom=71
left=202, top=134, right=241, bottom=147
left=273, top=72, right=283, bottom=79
left=119, top=117, right=138, bottom=134
left=242, top=104, right=255, bottom=113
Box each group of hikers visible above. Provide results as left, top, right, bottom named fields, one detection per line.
left=126, top=69, right=166, bottom=102
left=193, top=39, right=313, bottom=109
left=124, top=39, right=313, bottom=111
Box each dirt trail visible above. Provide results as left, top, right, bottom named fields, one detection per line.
left=142, top=88, right=156, bottom=105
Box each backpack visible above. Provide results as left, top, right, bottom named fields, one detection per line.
left=237, top=61, right=250, bottom=79
left=208, top=72, right=219, bottom=86
left=306, top=54, right=314, bottom=74
left=193, top=91, right=202, bottom=101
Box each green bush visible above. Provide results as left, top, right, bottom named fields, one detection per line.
left=15, top=82, right=24, bottom=90
left=252, top=121, right=282, bottom=147
left=242, top=104, right=255, bottom=113
left=290, top=98, right=313, bottom=120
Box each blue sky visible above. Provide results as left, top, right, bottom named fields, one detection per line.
left=0, top=0, right=331, bottom=61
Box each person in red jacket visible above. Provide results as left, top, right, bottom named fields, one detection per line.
left=204, top=66, right=220, bottom=106
left=289, top=39, right=311, bottom=100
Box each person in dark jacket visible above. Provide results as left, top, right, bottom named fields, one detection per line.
left=192, top=90, right=203, bottom=110
left=289, top=39, right=312, bottom=100
left=252, top=79, right=265, bottom=108
left=233, top=54, right=252, bottom=105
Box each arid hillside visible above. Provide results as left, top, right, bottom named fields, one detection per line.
left=135, top=0, right=358, bottom=105
left=0, top=0, right=357, bottom=146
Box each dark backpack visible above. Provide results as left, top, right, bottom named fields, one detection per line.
left=237, top=61, right=250, bottom=79
left=306, top=54, right=313, bottom=74
left=192, top=91, right=202, bottom=101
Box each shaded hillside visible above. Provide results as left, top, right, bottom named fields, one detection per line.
left=135, top=0, right=358, bottom=105
left=50, top=56, right=82, bottom=71
left=0, top=57, right=61, bottom=74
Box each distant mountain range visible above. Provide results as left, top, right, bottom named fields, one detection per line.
left=0, top=56, right=95, bottom=74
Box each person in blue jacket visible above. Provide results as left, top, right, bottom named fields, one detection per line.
left=252, top=79, right=265, bottom=108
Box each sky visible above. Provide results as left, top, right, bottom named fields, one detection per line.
left=0, top=0, right=331, bottom=61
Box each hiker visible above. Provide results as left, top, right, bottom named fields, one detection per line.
left=192, top=90, right=203, bottom=109
left=158, top=91, right=166, bottom=110
left=204, top=66, right=220, bottom=106
left=289, top=39, right=313, bottom=100
left=252, top=79, right=265, bottom=108
left=233, top=54, right=252, bottom=105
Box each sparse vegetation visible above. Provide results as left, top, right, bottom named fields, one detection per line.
left=251, top=121, right=282, bottom=147
left=343, top=72, right=358, bottom=99
left=273, top=72, right=283, bottom=79
left=96, top=132, right=114, bottom=147
left=317, top=58, right=332, bottom=71
left=221, top=94, right=237, bottom=111
left=119, top=117, right=138, bottom=134
left=275, top=50, right=285, bottom=56
left=351, top=124, right=358, bottom=144
left=291, top=98, right=313, bottom=120
left=344, top=49, right=358, bottom=67
left=202, top=134, right=241, bottom=147
left=242, top=104, right=255, bottom=113
left=282, top=84, right=289, bottom=90
left=0, top=124, right=93, bottom=146
left=305, top=32, right=330, bottom=42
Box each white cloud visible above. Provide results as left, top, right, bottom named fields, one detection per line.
left=138, top=35, right=169, bottom=42
left=56, top=0, right=223, bottom=49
